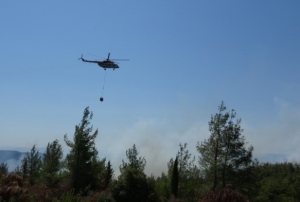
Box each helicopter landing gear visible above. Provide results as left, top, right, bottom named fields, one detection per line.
left=100, top=97, right=104, bottom=102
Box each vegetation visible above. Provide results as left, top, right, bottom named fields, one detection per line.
left=104, top=160, right=114, bottom=189
left=171, top=156, right=178, bottom=198
left=197, top=101, right=255, bottom=196
left=40, top=139, right=63, bottom=188
left=27, top=145, right=42, bottom=185
left=0, top=103, right=299, bottom=201
left=112, top=144, right=157, bottom=202
left=64, top=106, right=100, bottom=194
left=0, top=163, right=8, bottom=176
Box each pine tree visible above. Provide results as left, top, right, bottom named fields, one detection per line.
left=171, top=156, right=178, bottom=198
left=197, top=101, right=254, bottom=192
left=104, top=160, right=114, bottom=188
left=92, top=157, right=107, bottom=190
left=220, top=109, right=253, bottom=188
left=0, top=163, right=8, bottom=176
left=64, top=107, right=98, bottom=194
left=119, top=144, right=146, bottom=173
left=177, top=143, right=196, bottom=175
left=27, top=145, right=42, bottom=185
left=40, top=139, right=63, bottom=188
left=168, top=143, right=201, bottom=201
left=113, top=144, right=154, bottom=202
left=21, top=157, right=28, bottom=178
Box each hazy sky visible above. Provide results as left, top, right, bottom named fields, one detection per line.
left=1, top=1, right=300, bottom=176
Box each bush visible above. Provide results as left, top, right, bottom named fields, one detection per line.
left=199, top=184, right=249, bottom=202
left=0, top=174, right=28, bottom=202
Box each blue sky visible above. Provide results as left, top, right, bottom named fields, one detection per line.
left=1, top=1, right=300, bottom=175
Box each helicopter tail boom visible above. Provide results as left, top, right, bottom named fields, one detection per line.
left=79, top=54, right=99, bottom=63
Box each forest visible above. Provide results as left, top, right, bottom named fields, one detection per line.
left=1, top=102, right=300, bottom=202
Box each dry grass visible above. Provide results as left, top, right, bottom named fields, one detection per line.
left=0, top=174, right=28, bottom=202
left=0, top=174, right=249, bottom=202
left=198, top=184, right=249, bottom=202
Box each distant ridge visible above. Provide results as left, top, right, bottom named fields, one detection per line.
left=0, top=150, right=26, bottom=162
left=0, top=150, right=43, bottom=172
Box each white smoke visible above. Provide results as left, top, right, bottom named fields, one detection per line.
left=244, top=98, right=300, bottom=163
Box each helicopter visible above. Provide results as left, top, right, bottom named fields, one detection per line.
left=79, top=53, right=128, bottom=70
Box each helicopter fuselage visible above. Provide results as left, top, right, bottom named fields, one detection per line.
left=81, top=57, right=119, bottom=70
left=80, top=53, right=127, bottom=70
left=97, top=61, right=119, bottom=69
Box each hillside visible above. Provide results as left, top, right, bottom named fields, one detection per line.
left=0, top=150, right=43, bottom=172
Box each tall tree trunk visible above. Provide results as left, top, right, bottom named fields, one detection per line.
left=171, top=157, right=179, bottom=197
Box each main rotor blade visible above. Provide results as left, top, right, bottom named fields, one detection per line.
left=111, top=59, right=129, bottom=61
left=87, top=53, right=100, bottom=58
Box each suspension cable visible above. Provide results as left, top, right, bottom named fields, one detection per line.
left=101, top=70, right=107, bottom=97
